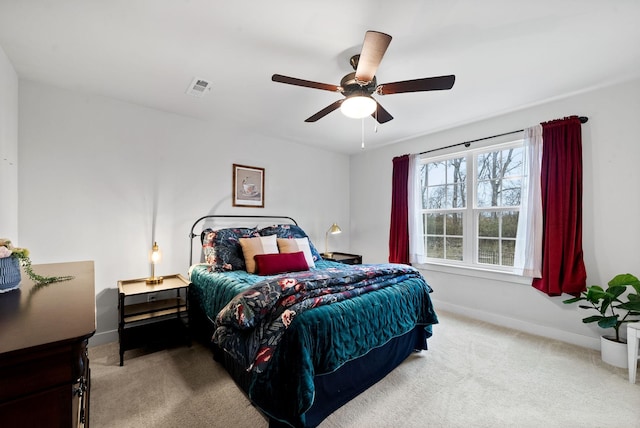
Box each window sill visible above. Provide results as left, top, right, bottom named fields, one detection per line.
left=413, top=261, right=533, bottom=285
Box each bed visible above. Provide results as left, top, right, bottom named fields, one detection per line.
left=187, top=215, right=438, bottom=428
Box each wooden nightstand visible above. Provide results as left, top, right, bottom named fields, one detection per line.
left=117, top=274, right=190, bottom=366
left=321, top=252, right=363, bottom=265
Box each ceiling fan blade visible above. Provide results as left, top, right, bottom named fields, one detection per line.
left=272, top=74, right=340, bottom=92
left=304, top=99, right=344, bottom=122
left=372, top=101, right=393, bottom=124
left=377, top=75, right=456, bottom=95
left=355, top=31, right=392, bottom=83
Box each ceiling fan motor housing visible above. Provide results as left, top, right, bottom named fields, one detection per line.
left=340, top=72, right=377, bottom=97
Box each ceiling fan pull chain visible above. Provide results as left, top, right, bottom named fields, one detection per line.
left=361, top=118, right=366, bottom=150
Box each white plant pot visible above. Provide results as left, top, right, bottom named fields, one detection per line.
left=600, top=335, right=628, bottom=368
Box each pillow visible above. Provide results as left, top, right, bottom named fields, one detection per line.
left=201, top=227, right=259, bottom=271
left=277, top=238, right=315, bottom=268
left=239, top=234, right=279, bottom=274
left=258, top=224, right=322, bottom=262
left=254, top=251, right=309, bottom=276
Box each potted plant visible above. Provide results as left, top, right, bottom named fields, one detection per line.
left=0, top=239, right=74, bottom=292
left=563, top=273, right=640, bottom=368
left=0, top=239, right=24, bottom=292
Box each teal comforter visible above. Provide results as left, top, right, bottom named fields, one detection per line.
left=189, top=260, right=438, bottom=427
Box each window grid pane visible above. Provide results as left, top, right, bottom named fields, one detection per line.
left=476, top=147, right=523, bottom=208
left=424, top=158, right=466, bottom=210
left=423, top=213, right=464, bottom=261
left=476, top=210, right=519, bottom=266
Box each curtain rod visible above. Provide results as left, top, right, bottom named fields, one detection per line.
left=419, top=116, right=589, bottom=156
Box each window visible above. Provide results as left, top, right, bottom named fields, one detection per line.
left=418, top=141, right=524, bottom=270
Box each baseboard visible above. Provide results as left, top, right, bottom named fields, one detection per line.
left=90, top=303, right=601, bottom=351
left=89, top=329, right=118, bottom=347
left=432, top=299, right=600, bottom=351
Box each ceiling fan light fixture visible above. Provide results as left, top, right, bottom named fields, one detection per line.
left=340, top=95, right=376, bottom=119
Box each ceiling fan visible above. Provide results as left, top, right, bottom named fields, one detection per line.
left=271, top=30, right=455, bottom=124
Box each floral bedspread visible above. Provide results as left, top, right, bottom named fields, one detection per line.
left=213, top=263, right=424, bottom=373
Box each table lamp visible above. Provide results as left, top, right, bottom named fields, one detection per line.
left=324, top=223, right=342, bottom=257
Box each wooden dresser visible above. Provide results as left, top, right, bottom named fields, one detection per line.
left=0, top=261, right=96, bottom=427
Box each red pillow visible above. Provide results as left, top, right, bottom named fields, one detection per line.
left=254, top=251, right=309, bottom=275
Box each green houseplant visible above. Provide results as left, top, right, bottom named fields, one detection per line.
left=563, top=273, right=640, bottom=343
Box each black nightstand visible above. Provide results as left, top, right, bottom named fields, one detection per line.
left=117, top=274, right=190, bottom=366
left=321, top=252, right=362, bottom=265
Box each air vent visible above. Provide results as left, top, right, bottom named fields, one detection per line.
left=186, top=77, right=212, bottom=97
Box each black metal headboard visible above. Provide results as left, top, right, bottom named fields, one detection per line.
left=188, top=214, right=298, bottom=266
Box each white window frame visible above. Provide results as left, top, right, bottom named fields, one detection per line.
left=416, top=139, right=526, bottom=278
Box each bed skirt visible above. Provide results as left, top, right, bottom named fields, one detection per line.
left=215, top=326, right=427, bottom=428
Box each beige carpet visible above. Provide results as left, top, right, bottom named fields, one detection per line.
left=89, top=311, right=640, bottom=428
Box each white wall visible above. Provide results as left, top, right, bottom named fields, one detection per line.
left=18, top=80, right=351, bottom=344
left=350, top=77, right=640, bottom=349
left=0, top=45, right=18, bottom=239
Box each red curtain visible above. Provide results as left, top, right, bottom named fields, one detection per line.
left=389, top=155, right=410, bottom=264
left=532, top=116, right=587, bottom=296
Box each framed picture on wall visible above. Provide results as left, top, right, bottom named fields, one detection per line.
left=232, top=164, right=265, bottom=208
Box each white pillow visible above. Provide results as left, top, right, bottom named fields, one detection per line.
left=240, top=234, right=279, bottom=274
left=277, top=238, right=315, bottom=268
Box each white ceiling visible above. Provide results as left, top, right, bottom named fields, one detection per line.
left=1, top=0, right=639, bottom=154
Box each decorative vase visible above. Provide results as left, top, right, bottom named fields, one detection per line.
left=600, top=335, right=628, bottom=368
left=0, top=257, right=21, bottom=293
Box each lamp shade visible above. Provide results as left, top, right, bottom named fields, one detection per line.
left=340, top=96, right=376, bottom=119
left=328, top=223, right=342, bottom=235
left=150, top=242, right=162, bottom=264
left=146, top=241, right=163, bottom=285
